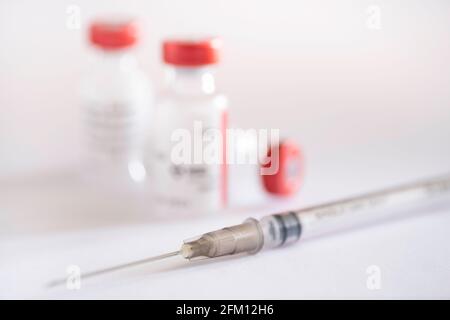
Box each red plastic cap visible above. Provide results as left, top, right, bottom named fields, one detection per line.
left=90, top=19, right=138, bottom=50
left=162, top=37, right=222, bottom=66
left=261, top=140, right=304, bottom=197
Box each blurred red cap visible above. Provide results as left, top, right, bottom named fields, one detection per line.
left=90, top=19, right=138, bottom=50
left=162, top=37, right=222, bottom=66
left=261, top=140, right=304, bottom=196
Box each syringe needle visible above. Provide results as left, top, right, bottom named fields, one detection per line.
left=81, top=250, right=181, bottom=279
left=47, top=250, right=180, bottom=288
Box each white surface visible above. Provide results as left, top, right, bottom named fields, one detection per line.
left=1, top=0, right=450, bottom=299
left=1, top=184, right=450, bottom=299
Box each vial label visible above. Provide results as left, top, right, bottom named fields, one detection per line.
left=83, top=100, right=148, bottom=161
left=151, top=109, right=227, bottom=214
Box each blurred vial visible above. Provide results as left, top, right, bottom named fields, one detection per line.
left=229, top=135, right=304, bottom=207
left=81, top=18, right=153, bottom=189
left=148, top=37, right=227, bottom=217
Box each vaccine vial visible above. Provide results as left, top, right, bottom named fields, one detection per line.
left=229, top=136, right=304, bottom=207
left=149, top=37, right=227, bottom=216
left=81, top=19, right=153, bottom=188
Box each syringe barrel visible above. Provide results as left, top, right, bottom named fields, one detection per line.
left=267, top=174, right=450, bottom=245
left=259, top=212, right=302, bottom=249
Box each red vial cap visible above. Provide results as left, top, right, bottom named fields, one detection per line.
left=90, top=19, right=138, bottom=50
left=261, top=140, right=304, bottom=197
left=162, top=37, right=222, bottom=66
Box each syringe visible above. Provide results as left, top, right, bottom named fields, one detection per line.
left=179, top=174, right=450, bottom=259
left=48, top=174, right=450, bottom=286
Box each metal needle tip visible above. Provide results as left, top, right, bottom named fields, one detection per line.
left=46, top=250, right=180, bottom=288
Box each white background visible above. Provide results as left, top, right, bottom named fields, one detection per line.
left=1, top=0, right=450, bottom=299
